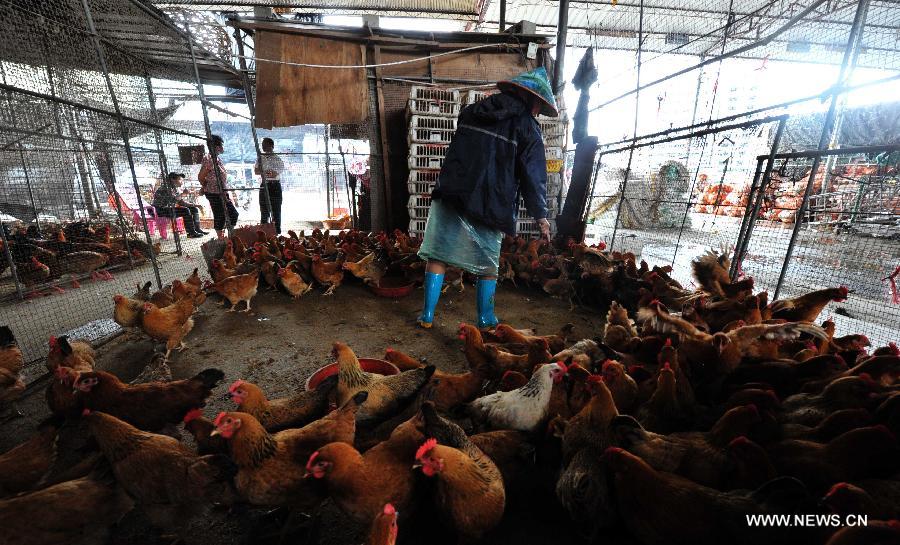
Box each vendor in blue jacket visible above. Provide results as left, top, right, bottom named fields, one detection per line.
left=417, top=67, right=556, bottom=329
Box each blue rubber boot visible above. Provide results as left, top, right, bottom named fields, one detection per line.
left=417, top=272, right=444, bottom=328
left=476, top=278, right=500, bottom=330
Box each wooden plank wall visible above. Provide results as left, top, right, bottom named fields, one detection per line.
left=255, top=32, right=368, bottom=128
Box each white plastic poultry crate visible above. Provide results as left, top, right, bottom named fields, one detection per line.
left=408, top=87, right=461, bottom=117
left=539, top=120, right=567, bottom=148
left=408, top=115, right=457, bottom=145
left=464, top=89, right=496, bottom=105
left=516, top=219, right=556, bottom=236
left=408, top=169, right=440, bottom=195
left=407, top=194, right=432, bottom=219
left=408, top=143, right=448, bottom=170
left=547, top=172, right=563, bottom=196
left=409, top=218, right=428, bottom=236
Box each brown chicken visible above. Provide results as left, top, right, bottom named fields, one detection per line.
left=72, top=368, right=225, bottom=432
left=278, top=265, right=313, bottom=298
left=46, top=335, right=95, bottom=373
left=311, top=254, right=345, bottom=295
left=493, top=323, right=574, bottom=354
left=767, top=286, right=849, bottom=323
left=343, top=251, right=388, bottom=286
left=210, top=259, right=236, bottom=284
left=367, top=503, right=399, bottom=545
left=0, top=469, right=134, bottom=545
left=766, top=425, right=900, bottom=493
left=182, top=408, right=228, bottom=456
left=139, top=298, right=195, bottom=359
left=113, top=294, right=146, bottom=328
left=0, top=417, right=59, bottom=497
left=415, top=437, right=505, bottom=542
left=306, top=414, right=425, bottom=525
left=600, top=360, right=638, bottom=412
left=333, top=341, right=435, bottom=425
left=172, top=279, right=206, bottom=306
left=560, top=375, right=619, bottom=464
left=18, top=256, right=51, bottom=291
left=0, top=326, right=24, bottom=411
left=212, top=391, right=367, bottom=507
left=51, top=251, right=109, bottom=279
left=222, top=239, right=238, bottom=269
left=85, top=410, right=233, bottom=534
left=602, top=447, right=817, bottom=545
left=210, top=271, right=259, bottom=312
left=691, top=249, right=734, bottom=298
left=383, top=347, right=425, bottom=371
left=225, top=375, right=336, bottom=431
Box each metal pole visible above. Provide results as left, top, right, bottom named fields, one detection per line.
left=732, top=117, right=786, bottom=278
left=499, top=0, right=507, bottom=32
left=773, top=0, right=869, bottom=300
left=186, top=33, right=234, bottom=237
left=80, top=0, right=162, bottom=289
left=144, top=73, right=181, bottom=256
left=233, top=28, right=274, bottom=232
left=820, top=0, right=871, bottom=196
left=731, top=158, right=765, bottom=277
left=554, top=0, right=571, bottom=94
left=0, top=222, right=24, bottom=300
left=324, top=126, right=332, bottom=218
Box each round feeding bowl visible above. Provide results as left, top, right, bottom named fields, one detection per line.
left=370, top=277, right=415, bottom=298
left=305, top=358, right=400, bottom=391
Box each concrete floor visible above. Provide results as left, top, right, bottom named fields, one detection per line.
left=1, top=282, right=604, bottom=545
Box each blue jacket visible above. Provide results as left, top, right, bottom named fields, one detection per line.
left=432, top=92, right=548, bottom=236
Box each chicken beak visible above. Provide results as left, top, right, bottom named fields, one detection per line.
left=303, top=470, right=312, bottom=479
left=411, top=462, right=423, bottom=470
left=209, top=429, right=221, bottom=437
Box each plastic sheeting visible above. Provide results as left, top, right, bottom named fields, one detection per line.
left=418, top=199, right=502, bottom=276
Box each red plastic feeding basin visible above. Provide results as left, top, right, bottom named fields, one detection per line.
left=370, top=277, right=415, bottom=298
left=305, top=358, right=400, bottom=391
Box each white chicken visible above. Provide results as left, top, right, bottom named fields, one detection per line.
left=468, top=362, right=566, bottom=432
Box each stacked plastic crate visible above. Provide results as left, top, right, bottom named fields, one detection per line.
left=407, top=86, right=460, bottom=236
left=407, top=87, right=566, bottom=238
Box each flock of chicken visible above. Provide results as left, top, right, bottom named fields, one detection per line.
left=1, top=222, right=157, bottom=296
left=0, top=228, right=898, bottom=545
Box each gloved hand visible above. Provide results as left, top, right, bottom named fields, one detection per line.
left=538, top=218, right=551, bottom=242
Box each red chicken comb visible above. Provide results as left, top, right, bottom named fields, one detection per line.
left=587, top=374, right=604, bottom=384
left=113, top=294, right=123, bottom=303
left=228, top=380, right=245, bottom=393
left=890, top=342, right=899, bottom=355
left=48, top=336, right=57, bottom=347
left=306, top=450, right=320, bottom=472
left=727, top=436, right=751, bottom=449
left=601, top=359, right=617, bottom=373
left=824, top=482, right=853, bottom=499
left=415, top=438, right=438, bottom=461
left=383, top=503, right=396, bottom=516
left=213, top=412, right=228, bottom=427
left=664, top=338, right=672, bottom=347
left=183, top=408, right=203, bottom=424
left=81, top=408, right=91, bottom=416
left=662, top=362, right=673, bottom=371
left=385, top=347, right=395, bottom=354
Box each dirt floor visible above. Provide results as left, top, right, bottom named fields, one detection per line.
left=1, top=281, right=605, bottom=545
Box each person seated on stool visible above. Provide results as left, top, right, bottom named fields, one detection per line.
left=417, top=67, right=555, bottom=330
left=153, top=172, right=208, bottom=238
